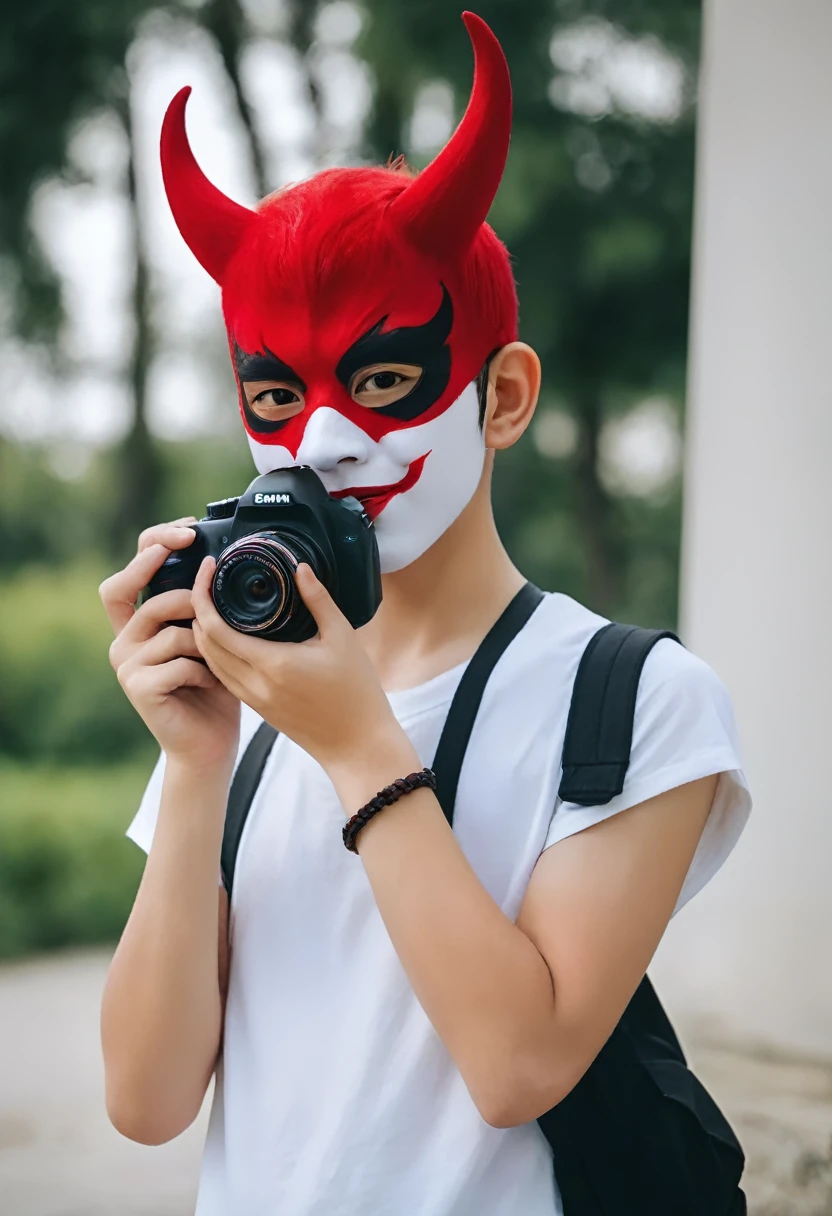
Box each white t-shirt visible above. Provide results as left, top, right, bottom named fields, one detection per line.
left=127, top=591, right=751, bottom=1216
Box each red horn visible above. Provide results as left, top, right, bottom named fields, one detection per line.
left=160, top=87, right=257, bottom=284
left=388, top=12, right=512, bottom=262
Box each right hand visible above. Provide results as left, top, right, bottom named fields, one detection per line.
left=100, top=519, right=241, bottom=772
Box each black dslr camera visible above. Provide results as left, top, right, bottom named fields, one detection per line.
left=144, top=467, right=382, bottom=643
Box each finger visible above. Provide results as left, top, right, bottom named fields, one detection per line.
left=135, top=625, right=202, bottom=667
left=122, top=587, right=195, bottom=639
left=191, top=627, right=251, bottom=700
left=109, top=592, right=196, bottom=668
left=137, top=523, right=196, bottom=555
left=294, top=563, right=346, bottom=639
left=192, top=558, right=262, bottom=664
left=192, top=618, right=257, bottom=690
left=127, top=657, right=219, bottom=699
left=100, top=544, right=177, bottom=636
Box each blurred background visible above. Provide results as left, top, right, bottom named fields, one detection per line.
left=0, top=0, right=830, bottom=1213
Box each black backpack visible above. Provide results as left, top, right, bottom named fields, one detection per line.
left=220, top=582, right=746, bottom=1216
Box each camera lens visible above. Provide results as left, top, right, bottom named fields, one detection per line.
left=212, top=531, right=323, bottom=639
left=246, top=575, right=269, bottom=600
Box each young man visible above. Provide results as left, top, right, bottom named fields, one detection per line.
left=99, top=13, right=750, bottom=1215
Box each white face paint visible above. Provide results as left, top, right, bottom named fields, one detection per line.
left=246, top=382, right=486, bottom=573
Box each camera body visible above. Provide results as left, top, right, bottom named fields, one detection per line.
left=144, top=467, right=382, bottom=642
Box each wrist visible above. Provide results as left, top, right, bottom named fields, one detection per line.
left=165, top=752, right=236, bottom=788
left=324, top=726, right=421, bottom=816
left=343, top=768, right=436, bottom=853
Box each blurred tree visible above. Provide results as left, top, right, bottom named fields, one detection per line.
left=109, top=81, right=164, bottom=556
left=0, top=3, right=147, bottom=341
left=286, top=0, right=326, bottom=134
left=357, top=0, right=700, bottom=623
left=0, top=1, right=176, bottom=550
left=0, top=2, right=320, bottom=552
left=1, top=2, right=699, bottom=608
left=202, top=0, right=271, bottom=197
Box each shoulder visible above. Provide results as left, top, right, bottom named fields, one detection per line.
left=635, top=636, right=738, bottom=742
left=554, top=602, right=745, bottom=774
left=486, top=591, right=721, bottom=724
left=520, top=591, right=747, bottom=798
left=499, top=591, right=607, bottom=680
left=538, top=603, right=750, bottom=910
left=529, top=592, right=731, bottom=708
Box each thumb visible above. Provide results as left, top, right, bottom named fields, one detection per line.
left=294, top=563, right=346, bottom=637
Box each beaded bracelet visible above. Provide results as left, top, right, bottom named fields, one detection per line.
left=342, top=768, right=437, bottom=853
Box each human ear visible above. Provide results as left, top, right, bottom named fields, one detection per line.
left=481, top=342, right=541, bottom=451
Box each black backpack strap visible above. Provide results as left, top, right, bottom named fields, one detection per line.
left=432, top=581, right=545, bottom=827
left=558, top=623, right=680, bottom=807
left=221, top=721, right=279, bottom=896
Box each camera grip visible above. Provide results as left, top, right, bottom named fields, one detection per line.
left=141, top=527, right=208, bottom=628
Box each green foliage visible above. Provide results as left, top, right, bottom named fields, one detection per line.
left=0, top=436, right=255, bottom=765
left=0, top=762, right=148, bottom=957
left=0, top=437, right=118, bottom=571
left=0, top=560, right=152, bottom=764
left=0, top=0, right=168, bottom=341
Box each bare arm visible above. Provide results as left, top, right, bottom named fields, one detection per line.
left=333, top=743, right=716, bottom=1129
left=98, top=522, right=239, bottom=1145
left=101, top=762, right=231, bottom=1144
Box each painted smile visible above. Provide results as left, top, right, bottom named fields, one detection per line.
left=331, top=452, right=431, bottom=521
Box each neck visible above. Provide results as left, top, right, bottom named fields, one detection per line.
left=359, top=466, right=526, bottom=690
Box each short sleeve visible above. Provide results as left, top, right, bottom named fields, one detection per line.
left=126, top=750, right=166, bottom=854
left=542, top=639, right=751, bottom=914
left=126, top=703, right=265, bottom=857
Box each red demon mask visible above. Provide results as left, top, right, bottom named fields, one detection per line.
left=159, top=11, right=519, bottom=572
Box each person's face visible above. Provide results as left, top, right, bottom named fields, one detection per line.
left=230, top=279, right=490, bottom=574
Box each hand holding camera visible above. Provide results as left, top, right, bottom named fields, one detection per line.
left=172, top=468, right=404, bottom=775
left=99, top=519, right=241, bottom=775
left=143, top=466, right=382, bottom=643
left=190, top=554, right=410, bottom=778
left=101, top=467, right=389, bottom=774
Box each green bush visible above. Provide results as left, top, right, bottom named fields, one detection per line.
left=0, top=762, right=150, bottom=957
left=0, top=561, right=155, bottom=764
left=0, top=435, right=257, bottom=768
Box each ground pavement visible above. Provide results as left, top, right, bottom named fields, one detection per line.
left=1, top=949, right=830, bottom=1215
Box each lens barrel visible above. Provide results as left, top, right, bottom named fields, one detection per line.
left=212, top=531, right=322, bottom=640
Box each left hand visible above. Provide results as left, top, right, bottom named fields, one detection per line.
left=191, top=557, right=408, bottom=775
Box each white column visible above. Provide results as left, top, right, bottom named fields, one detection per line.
left=651, top=0, right=832, bottom=1056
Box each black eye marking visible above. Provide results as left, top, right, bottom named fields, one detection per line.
left=234, top=342, right=307, bottom=434
left=335, top=285, right=453, bottom=422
